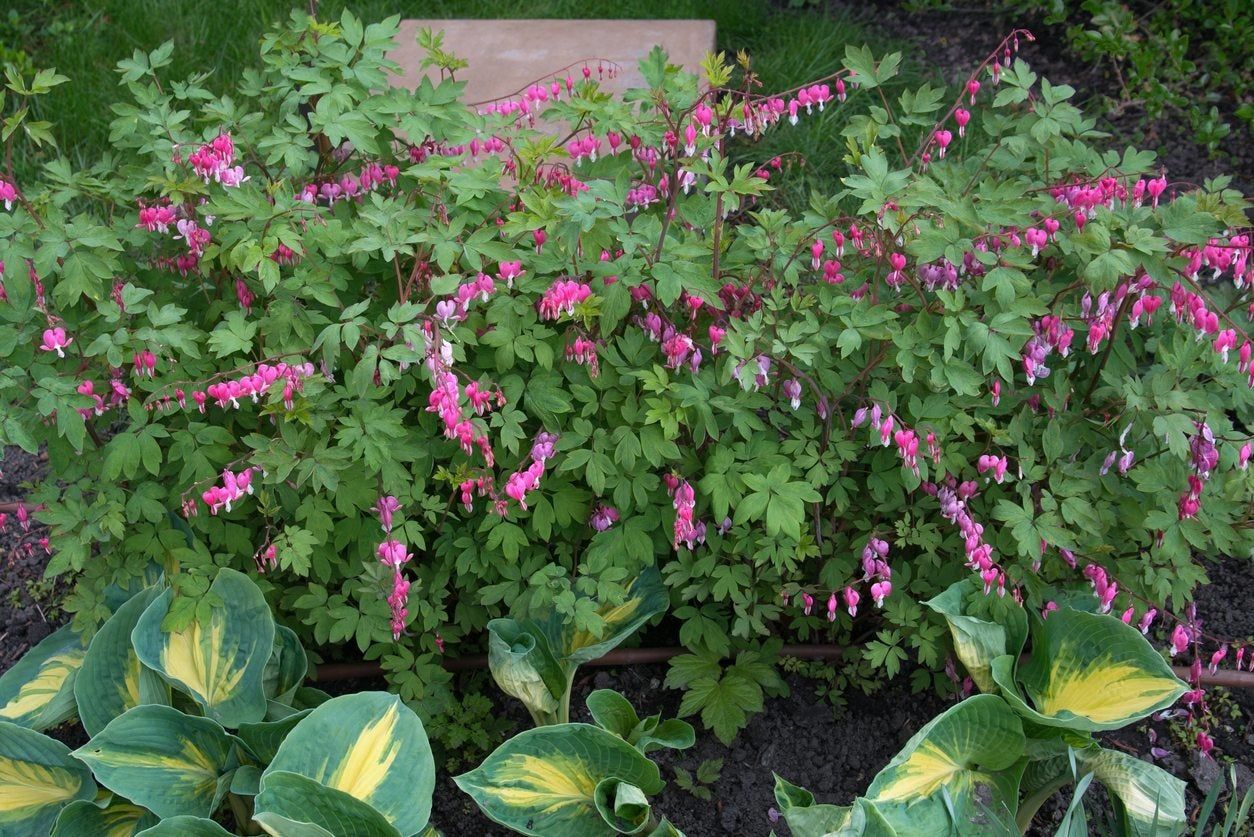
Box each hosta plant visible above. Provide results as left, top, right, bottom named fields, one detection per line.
left=455, top=689, right=690, bottom=837
left=487, top=568, right=667, bottom=725
left=0, top=567, right=438, bottom=836
left=0, top=7, right=1251, bottom=742
left=775, top=581, right=1189, bottom=835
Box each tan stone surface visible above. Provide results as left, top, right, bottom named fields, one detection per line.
left=387, top=19, right=715, bottom=104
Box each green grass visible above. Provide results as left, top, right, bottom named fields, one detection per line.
left=4, top=0, right=914, bottom=205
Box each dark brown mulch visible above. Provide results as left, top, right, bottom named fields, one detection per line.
left=0, top=446, right=61, bottom=673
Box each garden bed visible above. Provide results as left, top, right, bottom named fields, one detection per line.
left=4, top=444, right=1251, bottom=835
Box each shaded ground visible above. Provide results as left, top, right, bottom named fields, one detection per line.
left=0, top=447, right=60, bottom=673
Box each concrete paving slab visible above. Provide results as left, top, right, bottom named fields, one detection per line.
left=387, top=19, right=715, bottom=105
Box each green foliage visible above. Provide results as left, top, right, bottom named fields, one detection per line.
left=1038, top=0, right=1252, bottom=154
left=665, top=647, right=787, bottom=744
left=672, top=758, right=722, bottom=802
left=778, top=593, right=1191, bottom=835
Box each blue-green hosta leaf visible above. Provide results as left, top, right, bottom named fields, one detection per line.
left=264, top=692, right=434, bottom=835
left=72, top=705, right=236, bottom=819
left=924, top=580, right=1027, bottom=693
left=586, top=688, right=639, bottom=740
left=990, top=609, right=1187, bottom=731
left=51, top=798, right=159, bottom=837
left=549, top=567, right=669, bottom=664
left=646, top=819, right=686, bottom=837
left=487, top=617, right=566, bottom=721
left=135, top=816, right=233, bottom=835
left=262, top=625, right=308, bottom=706
left=634, top=718, right=695, bottom=754
left=76, top=586, right=169, bottom=736
left=0, top=624, right=85, bottom=731
left=253, top=771, right=400, bottom=837
left=1079, top=748, right=1185, bottom=836
left=593, top=779, right=652, bottom=834
left=455, top=723, right=664, bottom=837
left=237, top=709, right=312, bottom=765
left=132, top=568, right=275, bottom=726
left=866, top=694, right=1025, bottom=835
left=0, top=721, right=96, bottom=836
left=231, top=764, right=263, bottom=796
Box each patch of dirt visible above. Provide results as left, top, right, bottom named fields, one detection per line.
left=424, top=665, right=952, bottom=836
left=0, top=446, right=63, bottom=673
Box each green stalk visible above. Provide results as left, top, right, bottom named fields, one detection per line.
left=558, top=669, right=576, bottom=725
left=1016, top=775, right=1073, bottom=834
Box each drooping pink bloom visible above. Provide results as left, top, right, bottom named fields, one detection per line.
left=0, top=179, right=17, bottom=210
left=870, top=581, right=891, bottom=607
left=40, top=327, right=73, bottom=357
left=376, top=538, right=412, bottom=569
left=782, top=378, right=802, bottom=410
left=200, top=467, right=256, bottom=514
left=537, top=280, right=592, bottom=320
left=1169, top=624, right=1191, bottom=656
left=1209, top=645, right=1228, bottom=675
left=374, top=495, right=402, bottom=532
left=590, top=504, right=619, bottom=531
left=842, top=586, right=860, bottom=618
left=954, top=108, right=970, bottom=137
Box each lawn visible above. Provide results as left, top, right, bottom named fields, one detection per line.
left=3, top=0, right=915, bottom=208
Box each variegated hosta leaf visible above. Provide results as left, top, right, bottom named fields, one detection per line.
left=991, top=608, right=1187, bottom=731
left=487, top=618, right=566, bottom=721
left=253, top=770, right=400, bottom=837
left=455, top=723, right=663, bottom=837
left=72, top=704, right=236, bottom=819
left=0, top=720, right=96, bottom=836
left=0, top=624, right=85, bottom=731
left=1078, top=748, right=1185, bottom=836
left=773, top=775, right=894, bottom=837
left=135, top=816, right=233, bottom=835
left=132, top=568, right=275, bottom=727
left=593, top=779, right=651, bottom=834
left=866, top=694, right=1025, bottom=835
left=264, top=692, right=434, bottom=835
left=51, top=798, right=159, bottom=837
left=924, top=580, right=1027, bottom=694
left=76, top=586, right=169, bottom=736
left=546, top=567, right=669, bottom=665
left=262, top=625, right=308, bottom=706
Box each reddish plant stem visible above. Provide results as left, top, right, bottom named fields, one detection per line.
left=311, top=644, right=1254, bottom=689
